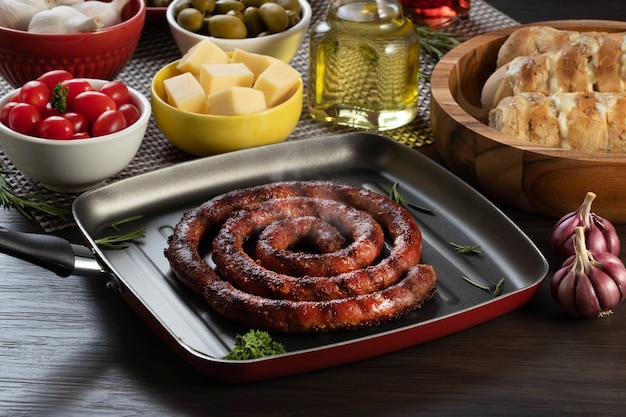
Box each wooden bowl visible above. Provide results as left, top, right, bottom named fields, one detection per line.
left=430, top=20, right=626, bottom=223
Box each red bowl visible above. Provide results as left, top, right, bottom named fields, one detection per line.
left=0, top=0, right=146, bottom=88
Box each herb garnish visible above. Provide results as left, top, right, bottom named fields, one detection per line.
left=418, top=26, right=465, bottom=61
left=450, top=241, right=483, bottom=255
left=0, top=172, right=68, bottom=220
left=389, top=182, right=434, bottom=214
left=463, top=276, right=505, bottom=297
left=50, top=83, right=68, bottom=113
left=224, top=329, right=286, bottom=360
left=95, top=215, right=145, bottom=249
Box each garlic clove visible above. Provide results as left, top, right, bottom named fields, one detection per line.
left=71, top=0, right=131, bottom=28
left=587, top=267, right=622, bottom=313
left=28, top=6, right=103, bottom=34
left=0, top=0, right=49, bottom=30
left=574, top=273, right=603, bottom=317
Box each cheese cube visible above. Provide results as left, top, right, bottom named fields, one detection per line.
left=163, top=72, right=208, bottom=114
left=231, top=48, right=277, bottom=82
left=199, top=63, right=254, bottom=95
left=207, top=87, right=267, bottom=115
left=176, top=39, right=231, bottom=75
left=253, top=60, right=301, bottom=107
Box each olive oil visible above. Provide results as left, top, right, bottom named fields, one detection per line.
left=308, top=0, right=420, bottom=131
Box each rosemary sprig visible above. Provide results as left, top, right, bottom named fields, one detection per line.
left=493, top=278, right=505, bottom=297
left=450, top=241, right=483, bottom=255
left=463, top=276, right=505, bottom=297
left=95, top=215, right=145, bottom=249
left=109, top=215, right=144, bottom=232
left=95, top=227, right=146, bottom=249
left=418, top=26, right=465, bottom=61
left=0, top=172, right=68, bottom=220
left=389, top=182, right=434, bottom=214
left=462, top=275, right=490, bottom=291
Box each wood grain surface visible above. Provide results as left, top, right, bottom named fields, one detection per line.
left=430, top=20, right=626, bottom=221
left=2, top=3, right=626, bottom=417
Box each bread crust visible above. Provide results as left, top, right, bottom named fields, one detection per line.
left=489, top=92, right=626, bottom=152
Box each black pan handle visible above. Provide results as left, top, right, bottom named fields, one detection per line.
left=0, top=227, right=86, bottom=277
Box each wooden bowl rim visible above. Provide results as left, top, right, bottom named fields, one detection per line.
left=431, top=19, right=626, bottom=163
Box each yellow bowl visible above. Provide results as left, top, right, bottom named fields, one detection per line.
left=150, top=60, right=303, bottom=156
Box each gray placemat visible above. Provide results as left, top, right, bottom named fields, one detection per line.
left=0, top=0, right=518, bottom=231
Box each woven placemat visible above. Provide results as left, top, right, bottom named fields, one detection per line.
left=0, top=0, right=518, bottom=231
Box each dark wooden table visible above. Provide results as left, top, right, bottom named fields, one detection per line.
left=2, top=2, right=626, bottom=416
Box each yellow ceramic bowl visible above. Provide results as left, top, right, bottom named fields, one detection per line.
left=150, top=60, right=303, bottom=156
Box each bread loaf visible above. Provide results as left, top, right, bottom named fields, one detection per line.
left=496, top=25, right=615, bottom=68
left=482, top=33, right=626, bottom=110
left=489, top=92, right=626, bottom=153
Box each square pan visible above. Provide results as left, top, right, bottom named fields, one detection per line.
left=73, top=132, right=549, bottom=382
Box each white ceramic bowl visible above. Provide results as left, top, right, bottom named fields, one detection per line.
left=166, top=0, right=311, bottom=62
left=0, top=79, right=150, bottom=193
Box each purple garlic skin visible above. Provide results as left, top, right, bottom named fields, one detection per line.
left=551, top=192, right=621, bottom=260
left=551, top=227, right=626, bottom=318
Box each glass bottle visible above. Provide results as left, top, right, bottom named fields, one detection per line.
left=308, top=0, right=420, bottom=131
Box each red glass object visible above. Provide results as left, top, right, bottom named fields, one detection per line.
left=401, top=0, right=470, bottom=28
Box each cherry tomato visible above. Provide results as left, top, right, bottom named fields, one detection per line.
left=99, top=81, right=132, bottom=107
left=91, top=109, right=126, bottom=137
left=40, top=102, right=62, bottom=119
left=19, top=80, right=50, bottom=112
left=60, top=78, right=93, bottom=110
left=72, top=131, right=91, bottom=140
left=63, top=111, right=89, bottom=134
left=118, top=103, right=141, bottom=126
left=37, top=69, right=74, bottom=91
left=0, top=102, right=19, bottom=126
left=37, top=116, right=74, bottom=140
left=8, top=103, right=41, bottom=136
left=73, top=91, right=116, bottom=123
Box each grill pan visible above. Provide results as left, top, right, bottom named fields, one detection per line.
left=0, top=132, right=548, bottom=383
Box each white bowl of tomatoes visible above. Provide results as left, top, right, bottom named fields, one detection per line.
left=0, top=70, right=150, bottom=193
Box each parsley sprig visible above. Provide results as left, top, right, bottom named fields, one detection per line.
left=224, top=329, right=286, bottom=360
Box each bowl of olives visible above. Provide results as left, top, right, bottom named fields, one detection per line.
left=166, top=0, right=311, bottom=62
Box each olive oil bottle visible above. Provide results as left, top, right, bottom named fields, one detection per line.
left=308, top=0, right=420, bottom=131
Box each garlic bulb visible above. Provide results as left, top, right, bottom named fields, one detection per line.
left=551, top=191, right=621, bottom=260
left=0, top=0, right=49, bottom=30
left=28, top=6, right=103, bottom=33
left=71, top=0, right=131, bottom=28
left=49, top=0, right=86, bottom=5
left=551, top=227, right=626, bottom=318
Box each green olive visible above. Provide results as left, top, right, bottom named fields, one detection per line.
left=226, top=9, right=244, bottom=21
left=177, top=7, right=204, bottom=32
left=191, top=0, right=215, bottom=13
left=271, top=0, right=300, bottom=15
left=214, top=0, right=245, bottom=14
left=243, top=7, right=267, bottom=37
left=258, top=2, right=288, bottom=33
left=285, top=9, right=300, bottom=27
left=152, top=0, right=171, bottom=7
left=242, top=0, right=269, bottom=7
left=208, top=14, right=248, bottom=38
left=173, top=0, right=192, bottom=15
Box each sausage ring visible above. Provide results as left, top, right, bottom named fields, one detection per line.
left=165, top=180, right=437, bottom=333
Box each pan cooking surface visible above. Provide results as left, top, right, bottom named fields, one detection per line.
left=72, top=133, right=548, bottom=382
